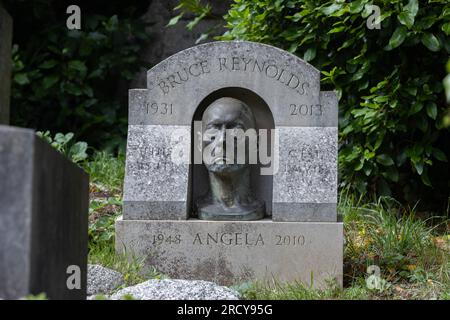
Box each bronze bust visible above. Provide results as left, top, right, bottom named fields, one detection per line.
left=196, top=97, right=265, bottom=221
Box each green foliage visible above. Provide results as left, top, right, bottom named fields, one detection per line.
left=6, top=1, right=150, bottom=149
left=218, top=0, right=450, bottom=206
left=37, top=131, right=88, bottom=163
left=343, top=196, right=449, bottom=298
left=170, top=0, right=223, bottom=43
left=445, top=59, right=450, bottom=104
left=88, top=196, right=122, bottom=247
left=83, top=151, right=125, bottom=191
left=241, top=279, right=370, bottom=300
left=24, top=293, right=48, bottom=300
left=243, top=194, right=449, bottom=300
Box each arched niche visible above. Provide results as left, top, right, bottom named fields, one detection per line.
left=189, top=87, right=275, bottom=218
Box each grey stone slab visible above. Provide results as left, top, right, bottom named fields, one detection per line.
left=272, top=126, right=338, bottom=221
left=0, top=125, right=89, bottom=300
left=0, top=5, right=12, bottom=124
left=116, top=218, right=343, bottom=288
left=272, top=203, right=337, bottom=222
left=123, top=124, right=190, bottom=220
left=110, top=279, right=240, bottom=300
left=87, top=264, right=124, bottom=296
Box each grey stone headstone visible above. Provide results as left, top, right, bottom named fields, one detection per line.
left=0, top=126, right=89, bottom=300
left=0, top=4, right=12, bottom=124
left=123, top=41, right=338, bottom=222
left=118, top=41, right=342, bottom=288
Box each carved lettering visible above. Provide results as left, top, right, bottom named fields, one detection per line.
left=192, top=232, right=265, bottom=246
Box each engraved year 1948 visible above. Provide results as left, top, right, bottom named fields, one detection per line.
left=152, top=233, right=181, bottom=245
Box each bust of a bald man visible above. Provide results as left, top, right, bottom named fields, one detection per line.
left=195, top=97, right=265, bottom=221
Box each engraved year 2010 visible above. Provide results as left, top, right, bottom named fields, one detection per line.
left=146, top=102, right=173, bottom=115
left=290, top=104, right=322, bottom=116
left=152, top=233, right=181, bottom=245
left=275, top=235, right=305, bottom=246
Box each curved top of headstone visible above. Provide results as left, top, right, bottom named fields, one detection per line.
left=130, top=41, right=334, bottom=127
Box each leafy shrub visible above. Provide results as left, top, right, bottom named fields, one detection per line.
left=5, top=0, right=150, bottom=150
left=37, top=131, right=88, bottom=163
left=179, top=0, right=450, bottom=207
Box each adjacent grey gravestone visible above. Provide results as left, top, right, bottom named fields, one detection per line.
left=117, top=41, right=342, bottom=288
left=0, top=4, right=12, bottom=124
left=0, top=126, right=89, bottom=300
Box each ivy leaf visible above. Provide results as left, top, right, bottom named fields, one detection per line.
left=43, top=75, right=59, bottom=89
left=442, top=23, right=450, bottom=36
left=167, top=13, right=184, bottom=27
left=69, top=60, right=87, bottom=74
left=39, top=60, right=58, bottom=69
left=426, top=102, right=437, bottom=120
left=432, top=148, right=448, bottom=162
left=385, top=26, right=407, bottom=50
left=14, top=73, right=29, bottom=85
left=421, top=33, right=440, bottom=52
left=303, top=47, right=316, bottom=62
left=376, top=154, right=394, bottom=166
left=321, top=4, right=342, bottom=16
left=398, top=0, right=418, bottom=28
left=69, top=142, right=88, bottom=163
left=409, top=101, right=423, bottom=115
left=414, top=161, right=423, bottom=175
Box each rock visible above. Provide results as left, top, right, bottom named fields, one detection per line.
left=109, top=279, right=240, bottom=300
left=87, top=264, right=124, bottom=295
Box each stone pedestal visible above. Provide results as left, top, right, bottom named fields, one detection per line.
left=0, top=126, right=89, bottom=300
left=116, top=218, right=343, bottom=288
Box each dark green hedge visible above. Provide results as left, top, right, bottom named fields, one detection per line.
left=5, top=0, right=150, bottom=150
left=220, top=0, right=450, bottom=208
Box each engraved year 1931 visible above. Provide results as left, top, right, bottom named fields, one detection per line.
left=146, top=102, right=173, bottom=115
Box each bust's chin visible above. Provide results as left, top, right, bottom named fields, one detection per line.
left=205, top=163, right=246, bottom=173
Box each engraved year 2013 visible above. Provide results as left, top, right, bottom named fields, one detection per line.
left=290, top=104, right=322, bottom=116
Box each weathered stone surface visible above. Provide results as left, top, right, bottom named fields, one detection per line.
left=0, top=125, right=89, bottom=300
left=132, top=41, right=322, bottom=127
left=116, top=218, right=343, bottom=288
left=123, top=124, right=190, bottom=220
left=0, top=4, right=12, bottom=124
left=110, top=279, right=240, bottom=300
left=123, top=41, right=338, bottom=222
left=273, top=126, right=338, bottom=222
left=87, top=265, right=124, bottom=296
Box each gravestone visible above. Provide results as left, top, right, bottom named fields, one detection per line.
left=116, top=41, right=342, bottom=288
left=0, top=3, right=12, bottom=124
left=0, top=126, right=89, bottom=299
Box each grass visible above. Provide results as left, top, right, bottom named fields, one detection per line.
left=239, top=194, right=449, bottom=300
left=84, top=152, right=449, bottom=299
left=83, top=150, right=126, bottom=192
left=84, top=151, right=157, bottom=287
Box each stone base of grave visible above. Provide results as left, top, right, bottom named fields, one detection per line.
left=115, top=218, right=343, bottom=288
